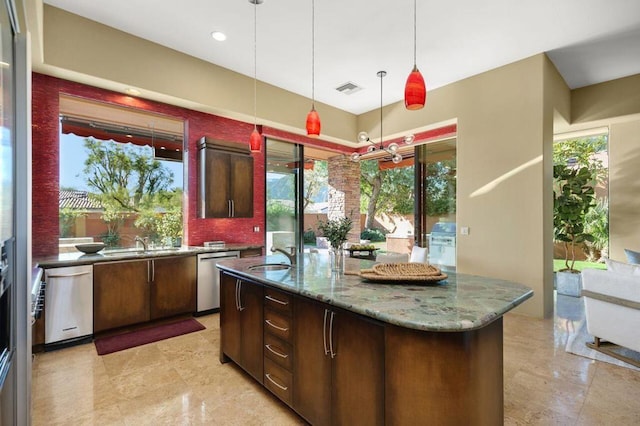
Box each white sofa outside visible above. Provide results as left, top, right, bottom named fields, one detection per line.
left=581, top=268, right=640, bottom=354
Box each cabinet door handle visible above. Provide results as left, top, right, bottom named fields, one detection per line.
left=265, top=344, right=288, bottom=359
left=147, top=260, right=151, bottom=283
left=265, top=319, right=288, bottom=332
left=323, top=309, right=330, bottom=355
left=265, top=373, right=288, bottom=391
left=47, top=271, right=91, bottom=278
left=235, top=279, right=240, bottom=311
left=329, top=311, right=336, bottom=358
left=236, top=279, right=245, bottom=311
left=151, top=259, right=155, bottom=282
left=228, top=200, right=232, bottom=217
left=265, top=295, right=288, bottom=306
left=231, top=199, right=235, bottom=217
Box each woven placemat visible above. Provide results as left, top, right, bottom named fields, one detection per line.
left=372, top=262, right=442, bottom=276
left=358, top=263, right=448, bottom=283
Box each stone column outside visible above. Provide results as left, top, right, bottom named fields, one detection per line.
left=327, top=154, right=361, bottom=243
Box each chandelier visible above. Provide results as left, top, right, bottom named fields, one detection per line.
left=350, top=71, right=414, bottom=163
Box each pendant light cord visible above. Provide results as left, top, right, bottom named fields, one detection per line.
left=311, top=0, right=315, bottom=109
left=379, top=72, right=383, bottom=150
left=253, top=0, right=257, bottom=129
left=413, top=0, right=417, bottom=67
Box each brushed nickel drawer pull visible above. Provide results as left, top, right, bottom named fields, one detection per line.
left=265, top=295, right=288, bottom=306
left=265, top=319, right=288, bottom=332
left=265, top=344, right=288, bottom=359
left=265, top=373, right=288, bottom=391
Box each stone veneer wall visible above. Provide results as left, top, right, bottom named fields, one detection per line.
left=327, top=155, right=361, bottom=243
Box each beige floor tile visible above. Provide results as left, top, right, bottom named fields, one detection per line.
left=31, top=299, right=640, bottom=424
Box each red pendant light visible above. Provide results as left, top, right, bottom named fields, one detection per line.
left=306, top=107, right=320, bottom=138
left=250, top=126, right=262, bottom=152
left=405, top=65, right=426, bottom=110
left=404, top=0, right=426, bottom=110
left=305, top=0, right=321, bottom=138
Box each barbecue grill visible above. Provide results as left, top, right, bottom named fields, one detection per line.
left=428, top=222, right=456, bottom=268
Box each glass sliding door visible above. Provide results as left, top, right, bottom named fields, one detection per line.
left=415, top=139, right=457, bottom=271
left=265, top=139, right=303, bottom=256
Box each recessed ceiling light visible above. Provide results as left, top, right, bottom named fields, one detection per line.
left=211, top=31, right=227, bottom=41
left=125, top=88, right=140, bottom=96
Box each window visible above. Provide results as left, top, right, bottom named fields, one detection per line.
left=58, top=98, right=184, bottom=251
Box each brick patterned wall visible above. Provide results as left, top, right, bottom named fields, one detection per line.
left=327, top=155, right=361, bottom=243
left=32, top=73, right=266, bottom=257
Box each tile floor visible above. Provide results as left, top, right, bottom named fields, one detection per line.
left=32, top=295, right=640, bottom=425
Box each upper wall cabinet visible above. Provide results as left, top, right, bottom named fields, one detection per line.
left=199, top=137, right=254, bottom=218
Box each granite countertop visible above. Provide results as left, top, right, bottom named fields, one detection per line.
left=35, top=244, right=263, bottom=269
left=217, top=253, right=534, bottom=332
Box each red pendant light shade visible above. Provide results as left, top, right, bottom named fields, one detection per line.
left=404, top=65, right=426, bottom=110
left=249, top=127, right=262, bottom=152
left=306, top=107, right=321, bottom=138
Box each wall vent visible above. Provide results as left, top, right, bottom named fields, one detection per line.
left=335, top=81, right=362, bottom=95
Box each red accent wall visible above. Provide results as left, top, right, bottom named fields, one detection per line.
left=32, top=73, right=268, bottom=256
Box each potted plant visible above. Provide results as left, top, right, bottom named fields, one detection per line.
left=553, top=164, right=595, bottom=296
left=317, top=216, right=353, bottom=271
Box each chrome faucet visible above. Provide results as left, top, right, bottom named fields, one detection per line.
left=134, top=236, right=148, bottom=251
left=271, top=246, right=297, bottom=265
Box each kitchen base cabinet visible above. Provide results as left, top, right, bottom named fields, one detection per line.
left=150, top=256, right=196, bottom=319
left=293, top=296, right=384, bottom=426
left=94, top=255, right=197, bottom=334
left=94, top=260, right=150, bottom=333
left=220, top=272, right=264, bottom=383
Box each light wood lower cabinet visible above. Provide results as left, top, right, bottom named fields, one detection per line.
left=94, top=260, right=150, bottom=333
left=94, top=255, right=196, bottom=333
left=219, top=272, right=264, bottom=383
left=293, top=296, right=384, bottom=426
left=150, top=256, right=196, bottom=319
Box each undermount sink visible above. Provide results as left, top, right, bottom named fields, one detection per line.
left=247, top=263, right=292, bottom=271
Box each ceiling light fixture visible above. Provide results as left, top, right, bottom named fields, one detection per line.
left=211, top=31, right=227, bottom=41
left=249, top=0, right=263, bottom=152
left=404, top=0, right=426, bottom=110
left=351, top=71, right=414, bottom=164
left=305, top=0, right=320, bottom=138
left=125, top=88, right=140, bottom=96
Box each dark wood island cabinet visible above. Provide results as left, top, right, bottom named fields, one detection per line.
left=217, top=255, right=533, bottom=425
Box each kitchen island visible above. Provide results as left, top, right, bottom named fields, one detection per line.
left=217, top=254, right=533, bottom=425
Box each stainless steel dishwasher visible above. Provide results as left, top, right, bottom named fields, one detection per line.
left=197, top=251, right=240, bottom=314
left=44, top=264, right=93, bottom=345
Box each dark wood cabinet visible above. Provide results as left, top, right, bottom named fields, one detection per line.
left=150, top=256, right=196, bottom=319
left=94, top=255, right=196, bottom=333
left=293, top=296, right=384, bottom=426
left=199, top=138, right=253, bottom=218
left=94, top=260, right=150, bottom=333
left=220, top=272, right=264, bottom=382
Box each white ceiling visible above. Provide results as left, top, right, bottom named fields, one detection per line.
left=44, top=0, right=640, bottom=115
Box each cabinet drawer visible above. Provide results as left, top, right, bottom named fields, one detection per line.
left=264, top=357, right=293, bottom=407
left=264, top=308, right=291, bottom=342
left=264, top=333, right=292, bottom=371
left=264, top=287, right=292, bottom=314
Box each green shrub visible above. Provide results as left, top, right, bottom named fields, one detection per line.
left=303, top=229, right=316, bottom=244
left=361, top=228, right=386, bottom=242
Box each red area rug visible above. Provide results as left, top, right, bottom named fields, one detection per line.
left=94, top=318, right=205, bottom=355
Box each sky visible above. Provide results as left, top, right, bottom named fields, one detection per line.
left=59, top=133, right=184, bottom=191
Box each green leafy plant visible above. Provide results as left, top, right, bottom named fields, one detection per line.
left=317, top=216, right=353, bottom=249
left=360, top=228, right=386, bottom=242
left=303, top=229, right=316, bottom=244
left=553, top=164, right=596, bottom=272
left=584, top=197, right=609, bottom=262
